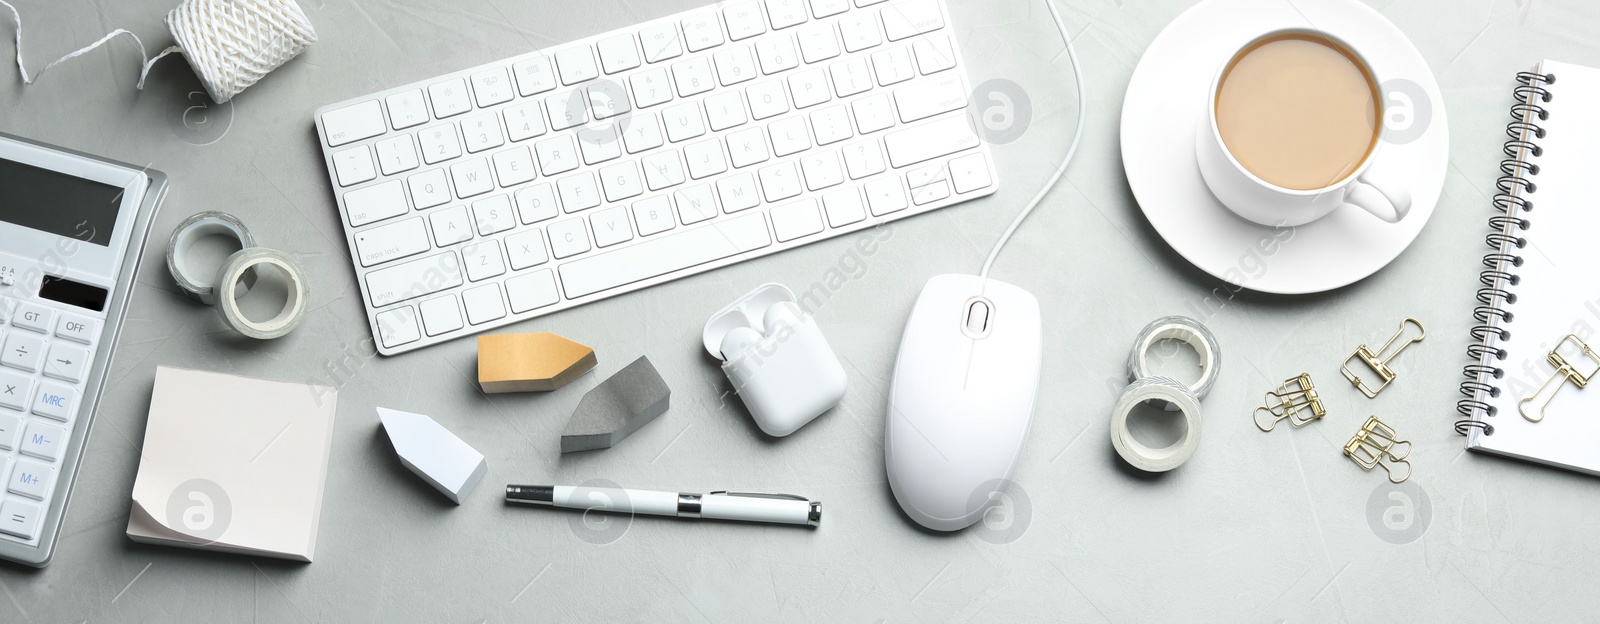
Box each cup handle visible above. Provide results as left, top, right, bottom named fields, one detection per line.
left=1345, top=160, right=1412, bottom=223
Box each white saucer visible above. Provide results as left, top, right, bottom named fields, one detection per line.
left=1120, top=0, right=1448, bottom=294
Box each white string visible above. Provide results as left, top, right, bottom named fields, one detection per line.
left=979, top=0, right=1088, bottom=279
left=0, top=0, right=315, bottom=103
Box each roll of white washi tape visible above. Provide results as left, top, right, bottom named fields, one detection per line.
left=1126, top=315, right=1221, bottom=410
left=167, top=211, right=258, bottom=305
left=214, top=247, right=308, bottom=340
left=1110, top=376, right=1203, bottom=472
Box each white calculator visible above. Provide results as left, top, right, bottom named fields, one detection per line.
left=0, top=133, right=166, bottom=566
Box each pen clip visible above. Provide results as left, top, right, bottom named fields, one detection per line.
left=708, top=491, right=810, bottom=501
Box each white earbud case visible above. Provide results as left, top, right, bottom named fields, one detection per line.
left=703, top=283, right=847, bottom=437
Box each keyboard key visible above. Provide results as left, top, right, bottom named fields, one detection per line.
left=796, top=23, right=840, bottom=63
left=723, top=2, right=767, bottom=41
left=492, top=146, right=538, bottom=187
left=788, top=68, right=831, bottom=108
left=894, top=75, right=967, bottom=122
left=600, top=161, right=644, bottom=201
left=419, top=295, right=464, bottom=337
left=559, top=213, right=772, bottom=298
left=673, top=185, right=719, bottom=225
left=681, top=13, right=725, bottom=52
left=590, top=205, right=635, bottom=247
left=535, top=135, right=580, bottom=175
left=461, top=240, right=507, bottom=281
left=823, top=187, right=867, bottom=226
left=332, top=145, right=377, bottom=186
left=758, top=161, right=803, bottom=201
left=882, top=0, right=944, bottom=41
left=505, top=229, right=550, bottom=269
left=428, top=78, right=472, bottom=118
left=810, top=105, right=853, bottom=145
left=830, top=57, right=873, bottom=97
left=912, top=34, right=956, bottom=74
left=367, top=252, right=463, bottom=307
left=53, top=314, right=96, bottom=344
left=503, top=101, right=548, bottom=142
left=766, top=0, right=808, bottom=29
left=355, top=217, right=430, bottom=267
left=3, top=331, right=44, bottom=373
left=884, top=114, right=980, bottom=168
left=376, top=134, right=420, bottom=176
left=801, top=150, right=845, bottom=190
left=639, top=22, right=683, bottom=63
left=838, top=12, right=882, bottom=52
left=671, top=56, right=716, bottom=97
left=586, top=80, right=631, bottom=120
left=513, top=54, right=559, bottom=96
left=375, top=306, right=421, bottom=348
left=460, top=112, right=505, bottom=153
left=418, top=123, right=463, bottom=164
left=43, top=343, right=88, bottom=384
left=630, top=67, right=674, bottom=108
left=747, top=79, right=790, bottom=120
left=0, top=498, right=41, bottom=540
left=431, top=205, right=474, bottom=246
left=685, top=139, right=729, bottom=179
left=842, top=139, right=887, bottom=178
left=911, top=177, right=950, bottom=204
left=0, top=412, right=19, bottom=449
left=642, top=151, right=687, bottom=190
left=713, top=45, right=758, bottom=86
left=554, top=46, right=600, bottom=85
left=451, top=158, right=495, bottom=198
left=769, top=117, right=811, bottom=156
left=726, top=127, right=771, bottom=168
left=771, top=198, right=824, bottom=241
left=717, top=172, right=762, bottom=212
left=8, top=459, right=52, bottom=497
left=704, top=91, right=748, bottom=132
left=12, top=303, right=53, bottom=333
left=548, top=218, right=592, bottom=259
left=577, top=126, right=622, bottom=164
left=463, top=285, right=507, bottom=325
left=345, top=180, right=411, bottom=227
left=505, top=270, right=561, bottom=314
left=871, top=46, right=916, bottom=86
left=812, top=0, right=849, bottom=17
left=19, top=422, right=64, bottom=462
left=597, top=34, right=641, bottom=74
left=472, top=194, right=517, bottom=235
left=545, top=90, right=589, bottom=131
left=0, top=369, right=31, bottom=411
left=557, top=172, right=602, bottom=212
left=516, top=183, right=560, bottom=223
left=322, top=100, right=386, bottom=146
left=622, top=114, right=665, bottom=153
left=663, top=103, right=707, bottom=143
left=386, top=89, right=430, bottom=130
left=471, top=67, right=515, bottom=107
left=950, top=152, right=993, bottom=193
left=852, top=94, right=895, bottom=134
left=865, top=175, right=908, bottom=215
left=632, top=195, right=676, bottom=236
left=408, top=169, right=452, bottom=209
left=756, top=36, right=799, bottom=74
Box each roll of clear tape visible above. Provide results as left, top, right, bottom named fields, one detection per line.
left=167, top=211, right=258, bottom=305
left=1126, top=315, right=1221, bottom=410
left=1110, top=376, right=1203, bottom=472
left=215, top=248, right=307, bottom=340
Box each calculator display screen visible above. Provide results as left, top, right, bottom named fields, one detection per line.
left=0, top=157, right=122, bottom=246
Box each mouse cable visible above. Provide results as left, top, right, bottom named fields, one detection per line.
left=978, top=0, right=1086, bottom=279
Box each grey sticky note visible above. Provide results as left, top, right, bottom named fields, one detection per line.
left=561, top=356, right=671, bottom=453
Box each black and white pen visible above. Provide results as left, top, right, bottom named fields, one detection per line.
left=506, top=485, right=820, bottom=527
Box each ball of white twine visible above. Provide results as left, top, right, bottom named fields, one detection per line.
left=2, top=0, right=316, bottom=103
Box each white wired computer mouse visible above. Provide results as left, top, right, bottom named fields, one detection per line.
left=885, top=274, right=1042, bottom=531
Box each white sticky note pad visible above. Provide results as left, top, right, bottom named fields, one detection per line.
left=377, top=407, right=487, bottom=504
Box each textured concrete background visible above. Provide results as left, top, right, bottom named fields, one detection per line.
left=2, top=0, right=1598, bottom=621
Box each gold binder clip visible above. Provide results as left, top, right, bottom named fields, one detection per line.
left=1253, top=373, right=1326, bottom=432
left=1343, top=416, right=1412, bottom=483
left=1341, top=317, right=1425, bottom=398
left=1518, top=334, right=1600, bottom=423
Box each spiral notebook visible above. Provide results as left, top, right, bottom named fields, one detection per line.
left=1457, top=60, right=1600, bottom=475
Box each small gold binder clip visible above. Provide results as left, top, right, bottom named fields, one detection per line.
left=1253, top=373, right=1326, bottom=432
left=1518, top=334, right=1600, bottom=423
left=1343, top=416, right=1412, bottom=483
left=1341, top=317, right=1425, bottom=399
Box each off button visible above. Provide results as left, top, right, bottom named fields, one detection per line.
left=55, top=313, right=97, bottom=344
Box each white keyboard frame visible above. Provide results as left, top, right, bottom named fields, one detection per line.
left=314, top=0, right=996, bottom=356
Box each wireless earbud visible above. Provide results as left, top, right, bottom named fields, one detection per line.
left=719, top=326, right=765, bottom=361
left=763, top=301, right=803, bottom=335
left=703, top=283, right=847, bottom=437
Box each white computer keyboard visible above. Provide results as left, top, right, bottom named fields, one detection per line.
left=0, top=301, right=95, bottom=543
left=314, top=0, right=997, bottom=355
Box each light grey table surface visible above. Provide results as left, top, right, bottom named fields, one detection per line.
left=2, top=0, right=1599, bottom=621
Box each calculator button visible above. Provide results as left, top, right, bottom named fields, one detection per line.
left=0, top=412, right=20, bottom=449
left=11, top=302, right=53, bottom=333
left=54, top=313, right=97, bottom=344
left=1, top=332, right=45, bottom=373
left=43, top=344, right=88, bottom=383
left=19, top=423, right=65, bottom=462
left=31, top=383, right=75, bottom=422
left=8, top=459, right=54, bottom=498
left=0, top=498, right=40, bottom=540
left=0, top=369, right=29, bottom=411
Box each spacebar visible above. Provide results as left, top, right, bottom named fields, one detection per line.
left=559, top=213, right=773, bottom=298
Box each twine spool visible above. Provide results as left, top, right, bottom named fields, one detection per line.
left=3, top=0, right=316, bottom=103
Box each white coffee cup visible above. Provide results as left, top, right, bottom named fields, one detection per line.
left=1195, top=29, right=1410, bottom=228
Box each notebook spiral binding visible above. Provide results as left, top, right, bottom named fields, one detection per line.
left=1456, top=71, right=1557, bottom=436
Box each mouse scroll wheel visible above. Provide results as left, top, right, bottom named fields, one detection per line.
left=965, top=300, right=990, bottom=333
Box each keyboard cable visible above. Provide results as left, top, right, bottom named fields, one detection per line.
left=977, top=0, right=1086, bottom=279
